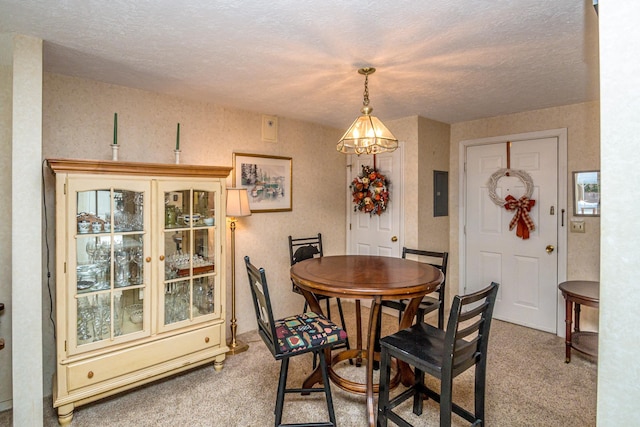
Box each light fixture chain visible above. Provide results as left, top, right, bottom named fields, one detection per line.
left=363, top=74, right=370, bottom=107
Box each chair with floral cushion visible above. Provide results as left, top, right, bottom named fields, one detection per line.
left=244, top=256, right=347, bottom=427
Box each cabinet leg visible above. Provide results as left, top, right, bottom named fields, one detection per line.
left=57, top=403, right=74, bottom=426
left=213, top=355, right=225, bottom=371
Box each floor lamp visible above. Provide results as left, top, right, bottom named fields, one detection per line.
left=226, top=188, right=251, bottom=355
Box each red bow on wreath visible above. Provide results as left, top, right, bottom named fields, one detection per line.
left=504, top=195, right=536, bottom=240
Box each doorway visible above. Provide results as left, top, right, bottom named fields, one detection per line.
left=460, top=129, right=567, bottom=334
left=346, top=144, right=404, bottom=257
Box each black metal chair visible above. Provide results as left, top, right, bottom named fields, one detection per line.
left=381, top=247, right=449, bottom=328
left=377, top=282, right=499, bottom=427
left=245, top=256, right=347, bottom=427
left=288, top=234, right=350, bottom=365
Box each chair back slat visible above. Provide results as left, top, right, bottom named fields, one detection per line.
left=455, top=318, right=483, bottom=341
left=443, top=282, right=499, bottom=374
left=458, top=301, right=489, bottom=322
left=289, top=234, right=324, bottom=294
left=288, top=233, right=323, bottom=266
left=402, top=247, right=448, bottom=274
left=401, top=247, right=449, bottom=326
left=244, top=256, right=278, bottom=357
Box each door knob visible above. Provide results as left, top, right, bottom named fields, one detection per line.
left=391, top=236, right=398, bottom=242
left=546, top=245, right=555, bottom=254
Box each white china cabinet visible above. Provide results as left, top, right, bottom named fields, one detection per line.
left=48, top=159, right=231, bottom=425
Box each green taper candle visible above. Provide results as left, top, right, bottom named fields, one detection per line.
left=176, top=123, right=180, bottom=150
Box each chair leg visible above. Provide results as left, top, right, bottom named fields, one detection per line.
left=415, top=307, right=424, bottom=325
left=336, top=298, right=350, bottom=347
left=437, top=304, right=445, bottom=329
left=318, top=350, right=337, bottom=426
left=412, top=368, right=425, bottom=416
left=275, top=358, right=289, bottom=427
left=376, top=347, right=391, bottom=427
left=474, top=359, right=487, bottom=424
left=335, top=298, right=353, bottom=365
left=439, top=375, right=453, bottom=427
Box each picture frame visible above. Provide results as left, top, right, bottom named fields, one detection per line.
left=573, top=170, right=600, bottom=216
left=232, top=153, right=292, bottom=213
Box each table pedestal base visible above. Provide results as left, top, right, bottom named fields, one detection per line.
left=327, top=349, right=400, bottom=395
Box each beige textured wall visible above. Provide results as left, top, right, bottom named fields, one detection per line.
left=449, top=101, right=600, bottom=329
left=418, top=117, right=450, bottom=252
left=0, top=64, right=13, bottom=410
left=41, top=72, right=347, bottom=389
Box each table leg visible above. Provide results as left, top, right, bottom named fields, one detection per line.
left=575, top=303, right=581, bottom=332
left=564, top=297, right=573, bottom=363
left=355, top=300, right=363, bottom=367
left=366, top=297, right=382, bottom=427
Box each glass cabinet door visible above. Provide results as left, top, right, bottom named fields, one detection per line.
left=160, top=181, right=220, bottom=328
left=70, top=179, right=150, bottom=353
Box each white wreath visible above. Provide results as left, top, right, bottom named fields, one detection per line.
left=487, top=168, right=534, bottom=207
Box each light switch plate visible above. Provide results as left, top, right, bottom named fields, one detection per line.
left=570, top=220, right=585, bottom=233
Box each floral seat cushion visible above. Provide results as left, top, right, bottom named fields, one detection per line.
left=275, top=311, right=347, bottom=355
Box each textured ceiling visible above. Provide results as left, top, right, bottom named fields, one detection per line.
left=0, top=1, right=600, bottom=128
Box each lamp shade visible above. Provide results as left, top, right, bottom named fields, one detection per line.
left=226, top=188, right=252, bottom=218
left=336, top=109, right=399, bottom=155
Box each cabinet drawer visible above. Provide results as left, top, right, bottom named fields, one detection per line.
left=66, top=324, right=221, bottom=391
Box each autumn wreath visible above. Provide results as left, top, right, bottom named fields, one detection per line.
left=350, top=165, right=390, bottom=215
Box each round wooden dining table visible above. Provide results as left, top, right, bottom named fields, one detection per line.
left=290, top=255, right=443, bottom=427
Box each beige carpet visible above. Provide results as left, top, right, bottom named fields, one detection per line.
left=2, top=301, right=597, bottom=426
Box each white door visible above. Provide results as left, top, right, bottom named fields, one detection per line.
left=465, top=137, right=559, bottom=332
left=347, top=147, right=403, bottom=257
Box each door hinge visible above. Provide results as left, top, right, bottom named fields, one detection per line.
left=64, top=340, right=67, bottom=352
left=349, top=223, right=352, bottom=230
left=64, top=262, right=67, bottom=274
left=63, top=183, right=67, bottom=195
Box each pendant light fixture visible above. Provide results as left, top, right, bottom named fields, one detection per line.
left=337, top=67, right=398, bottom=155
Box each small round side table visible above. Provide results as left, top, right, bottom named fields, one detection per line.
left=558, top=280, right=599, bottom=363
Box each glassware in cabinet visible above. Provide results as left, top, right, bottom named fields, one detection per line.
left=70, top=181, right=150, bottom=354
left=161, top=185, right=219, bottom=327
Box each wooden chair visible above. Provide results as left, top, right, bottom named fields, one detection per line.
left=244, top=256, right=347, bottom=427
left=381, top=247, right=449, bottom=328
left=376, top=282, right=500, bottom=427
left=288, top=234, right=350, bottom=364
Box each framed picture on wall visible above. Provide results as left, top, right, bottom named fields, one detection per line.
left=232, top=152, right=292, bottom=213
